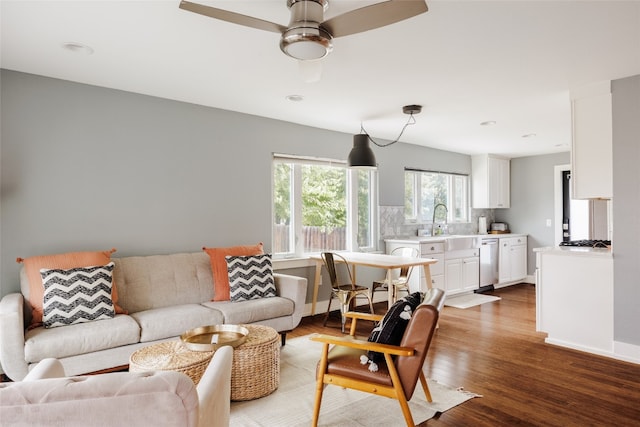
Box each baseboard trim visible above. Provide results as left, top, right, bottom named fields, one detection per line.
left=545, top=337, right=640, bottom=365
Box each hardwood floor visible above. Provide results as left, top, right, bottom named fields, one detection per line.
left=290, top=284, right=640, bottom=426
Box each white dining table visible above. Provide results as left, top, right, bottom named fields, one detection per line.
left=309, top=251, right=438, bottom=315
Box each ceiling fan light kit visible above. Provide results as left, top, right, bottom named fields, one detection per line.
left=281, top=26, right=333, bottom=60
left=280, top=0, right=332, bottom=60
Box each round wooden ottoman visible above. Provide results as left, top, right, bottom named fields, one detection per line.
left=231, top=324, right=280, bottom=401
left=129, top=341, right=213, bottom=386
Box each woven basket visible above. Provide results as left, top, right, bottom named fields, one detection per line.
left=231, top=324, right=280, bottom=401
left=129, top=341, right=213, bottom=386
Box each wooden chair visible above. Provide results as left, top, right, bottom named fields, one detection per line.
left=321, top=252, right=375, bottom=333
left=371, top=247, right=420, bottom=303
left=310, top=287, right=446, bottom=427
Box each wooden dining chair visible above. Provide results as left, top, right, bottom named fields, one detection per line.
left=310, top=287, right=446, bottom=427
left=371, top=247, right=420, bottom=303
left=321, top=252, right=375, bottom=333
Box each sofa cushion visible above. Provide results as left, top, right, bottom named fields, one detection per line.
left=24, top=314, right=140, bottom=364
left=41, top=262, right=116, bottom=328
left=202, top=297, right=294, bottom=325
left=18, top=249, right=125, bottom=328
left=112, top=253, right=215, bottom=314
left=131, top=304, right=225, bottom=342
left=226, top=253, right=276, bottom=302
left=202, top=243, right=264, bottom=302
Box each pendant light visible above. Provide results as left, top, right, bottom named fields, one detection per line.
left=348, top=134, right=377, bottom=169
left=347, top=105, right=422, bottom=169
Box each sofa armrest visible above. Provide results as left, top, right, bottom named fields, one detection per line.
left=196, top=346, right=233, bottom=427
left=23, top=358, right=65, bottom=381
left=0, top=293, right=29, bottom=381
left=273, top=273, right=307, bottom=329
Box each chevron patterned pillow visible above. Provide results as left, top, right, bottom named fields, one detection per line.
left=226, top=254, right=276, bottom=302
left=40, top=262, right=116, bottom=328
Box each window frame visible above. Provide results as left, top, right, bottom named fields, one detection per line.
left=272, top=154, right=378, bottom=259
left=404, top=168, right=470, bottom=224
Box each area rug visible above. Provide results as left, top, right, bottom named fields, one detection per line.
left=230, top=335, right=479, bottom=426
left=444, top=293, right=501, bottom=309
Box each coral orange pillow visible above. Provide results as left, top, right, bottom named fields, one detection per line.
left=203, top=243, right=264, bottom=301
left=17, top=249, right=126, bottom=328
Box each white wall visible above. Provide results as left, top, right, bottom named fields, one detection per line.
left=498, top=152, right=571, bottom=274
left=612, top=74, right=640, bottom=347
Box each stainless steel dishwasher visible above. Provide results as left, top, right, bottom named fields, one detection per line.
left=479, top=238, right=499, bottom=290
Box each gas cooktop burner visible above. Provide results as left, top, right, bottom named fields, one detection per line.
left=559, top=239, right=611, bottom=248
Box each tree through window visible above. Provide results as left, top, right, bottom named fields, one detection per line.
left=273, top=155, right=377, bottom=257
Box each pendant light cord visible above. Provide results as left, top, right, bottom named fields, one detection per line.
left=360, top=112, right=417, bottom=148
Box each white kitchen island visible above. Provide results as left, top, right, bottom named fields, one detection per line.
left=535, top=246, right=614, bottom=357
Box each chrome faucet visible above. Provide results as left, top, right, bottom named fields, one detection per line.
left=432, top=203, right=449, bottom=236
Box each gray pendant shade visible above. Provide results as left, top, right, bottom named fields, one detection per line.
left=348, top=134, right=377, bottom=169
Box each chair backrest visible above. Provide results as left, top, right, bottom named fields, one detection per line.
left=321, top=252, right=355, bottom=290
left=391, top=247, right=420, bottom=280
left=394, top=287, right=445, bottom=399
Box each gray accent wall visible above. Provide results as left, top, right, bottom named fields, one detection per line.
left=0, top=70, right=471, bottom=299
left=612, top=74, right=640, bottom=346
left=498, top=152, right=570, bottom=274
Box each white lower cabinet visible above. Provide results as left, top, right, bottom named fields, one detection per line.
left=498, top=236, right=527, bottom=284
left=445, top=256, right=479, bottom=295
left=386, top=240, right=479, bottom=295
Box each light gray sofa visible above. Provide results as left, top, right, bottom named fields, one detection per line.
left=0, top=346, right=234, bottom=427
left=0, top=252, right=306, bottom=381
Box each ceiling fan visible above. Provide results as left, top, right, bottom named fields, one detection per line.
left=178, top=0, right=428, bottom=61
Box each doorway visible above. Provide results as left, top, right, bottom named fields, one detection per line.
left=554, top=164, right=610, bottom=244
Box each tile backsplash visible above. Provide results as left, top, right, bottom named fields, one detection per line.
left=379, top=205, right=495, bottom=242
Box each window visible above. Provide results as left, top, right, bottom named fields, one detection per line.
left=273, top=154, right=378, bottom=257
left=404, top=169, right=469, bottom=223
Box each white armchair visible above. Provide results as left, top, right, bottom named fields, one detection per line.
left=0, top=345, right=233, bottom=427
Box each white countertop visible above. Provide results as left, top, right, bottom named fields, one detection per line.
left=533, top=246, right=613, bottom=257
left=385, top=233, right=527, bottom=244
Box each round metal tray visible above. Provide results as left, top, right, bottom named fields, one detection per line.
left=180, top=324, right=249, bottom=352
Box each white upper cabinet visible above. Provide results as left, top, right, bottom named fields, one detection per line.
left=472, top=154, right=510, bottom=209
left=570, top=81, right=613, bottom=199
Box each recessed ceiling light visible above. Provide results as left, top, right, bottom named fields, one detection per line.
left=61, top=42, right=94, bottom=55
left=285, top=94, right=304, bottom=102
left=480, top=121, right=496, bottom=126
left=521, top=133, right=537, bottom=139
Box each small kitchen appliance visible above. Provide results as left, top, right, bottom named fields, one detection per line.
left=490, top=222, right=509, bottom=232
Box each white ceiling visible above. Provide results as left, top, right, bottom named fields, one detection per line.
left=2, top=0, right=639, bottom=158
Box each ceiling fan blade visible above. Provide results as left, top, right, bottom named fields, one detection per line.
left=322, top=0, right=428, bottom=38
left=179, top=0, right=287, bottom=34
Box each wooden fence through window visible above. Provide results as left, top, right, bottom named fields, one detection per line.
left=274, top=225, right=346, bottom=253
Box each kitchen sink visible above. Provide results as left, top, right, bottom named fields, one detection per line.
left=444, top=235, right=482, bottom=251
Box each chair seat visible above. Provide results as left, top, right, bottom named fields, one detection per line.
left=373, top=279, right=408, bottom=287
left=324, top=345, right=393, bottom=387
left=336, top=284, right=370, bottom=292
